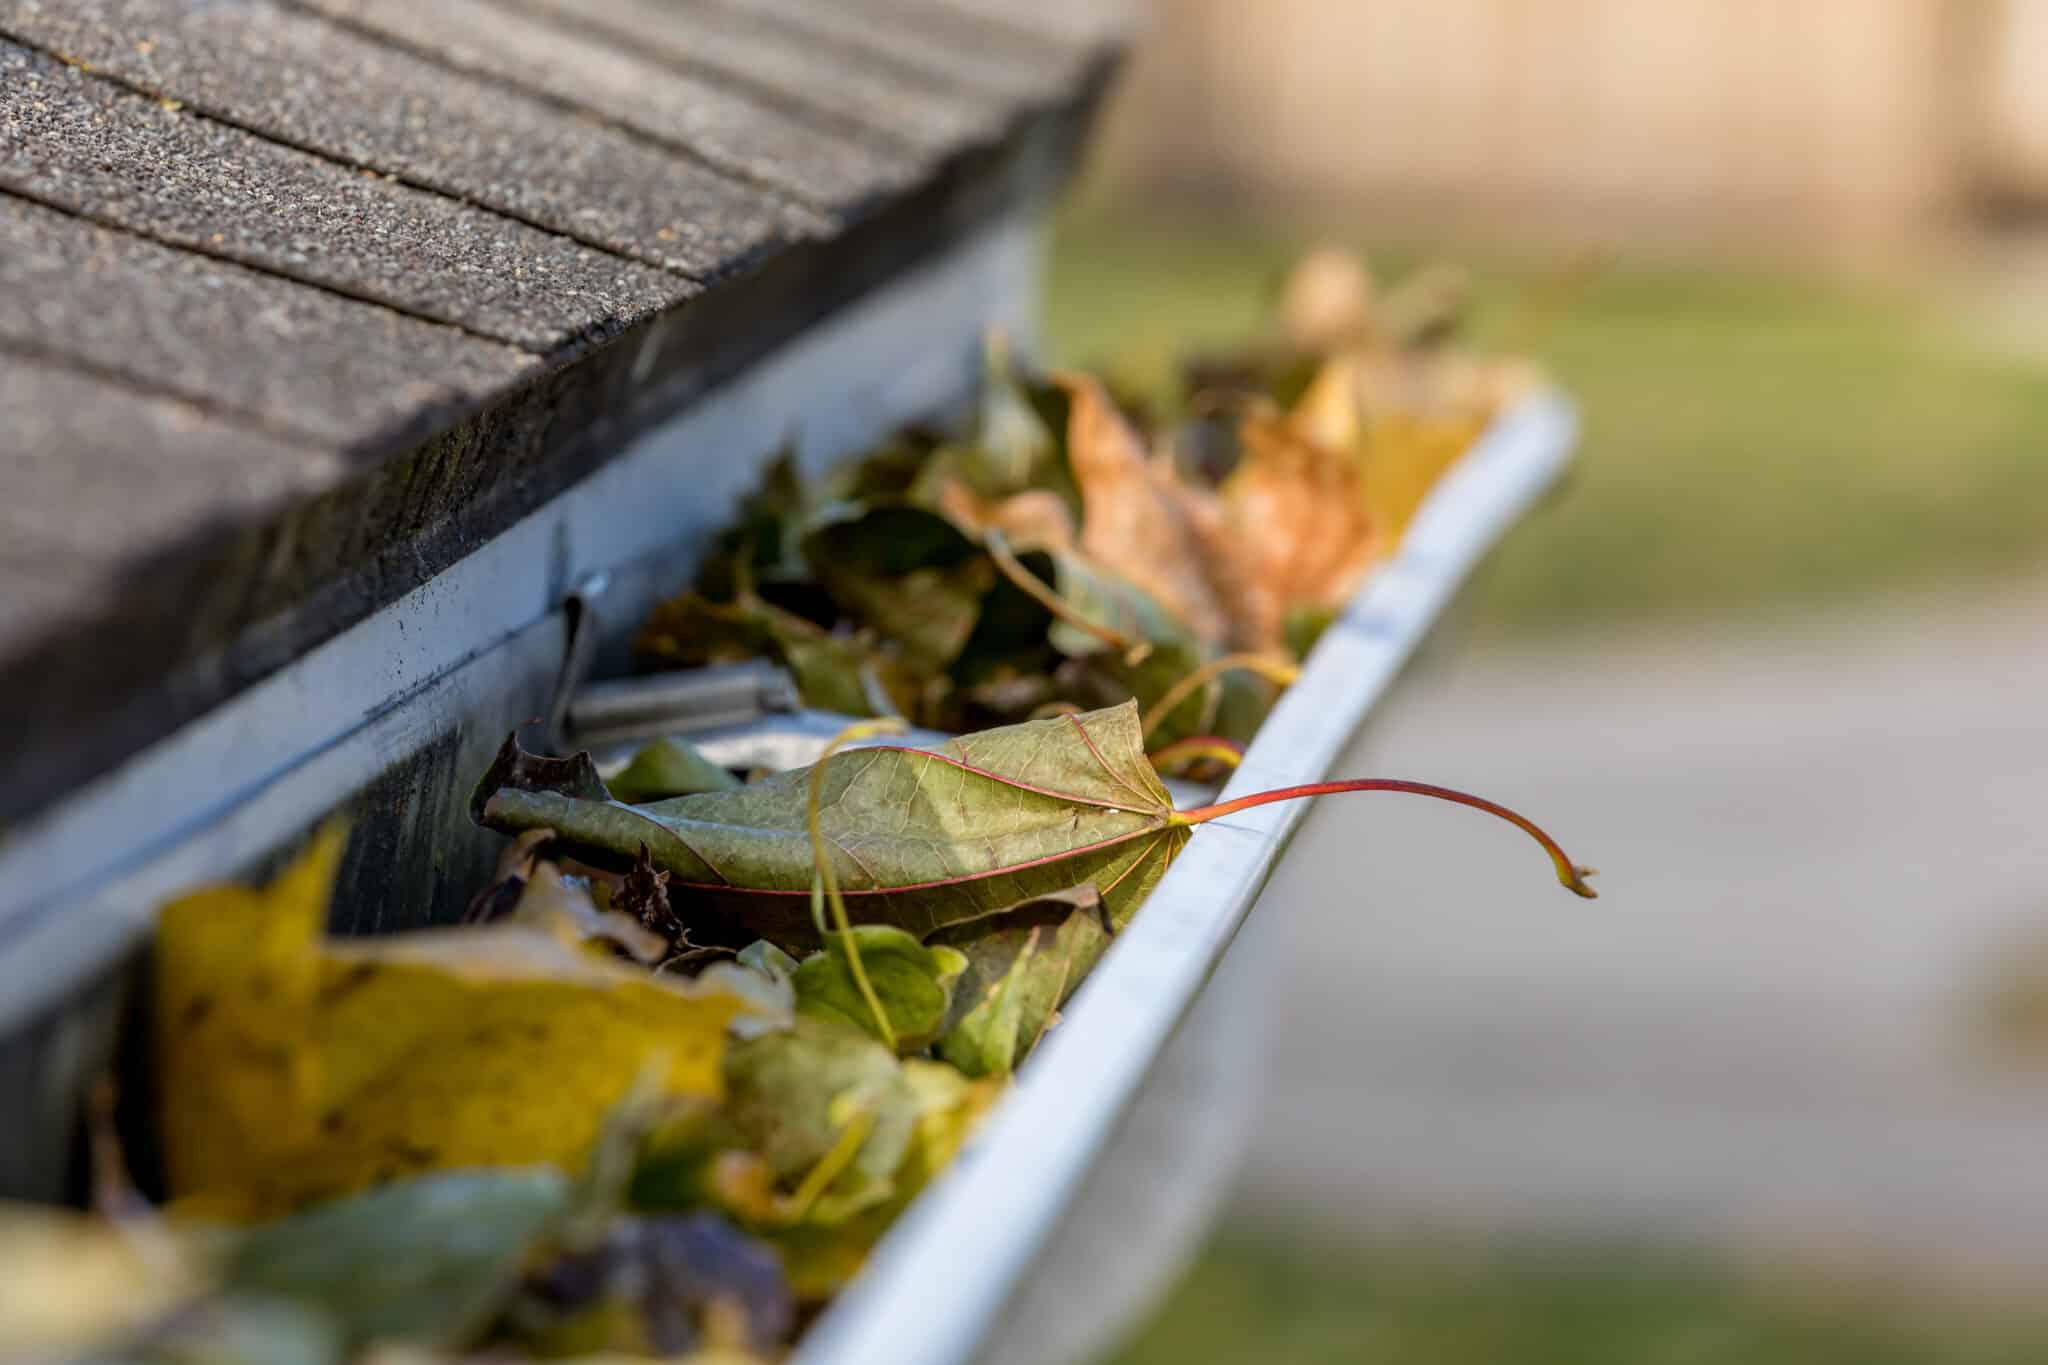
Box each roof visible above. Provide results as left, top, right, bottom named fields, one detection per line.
left=0, top=0, right=1125, bottom=819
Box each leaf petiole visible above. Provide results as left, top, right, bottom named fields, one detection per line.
left=1173, top=778, right=1598, bottom=898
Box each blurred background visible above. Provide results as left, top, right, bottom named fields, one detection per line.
left=1044, top=1, right=2048, bottom=1360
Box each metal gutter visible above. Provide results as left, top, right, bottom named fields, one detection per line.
left=794, top=392, right=1581, bottom=1365
left=0, top=214, right=1041, bottom=1041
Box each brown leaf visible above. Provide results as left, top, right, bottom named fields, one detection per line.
left=1216, top=412, right=1380, bottom=650
left=933, top=477, right=1077, bottom=554
left=1060, top=373, right=1233, bottom=645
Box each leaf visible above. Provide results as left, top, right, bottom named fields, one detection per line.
left=1034, top=548, right=1185, bottom=663
left=512, top=1212, right=793, bottom=1357
left=736, top=939, right=800, bottom=985
left=910, top=338, right=1078, bottom=513
left=799, top=502, right=994, bottom=672
left=480, top=701, right=1192, bottom=949
left=931, top=477, right=1077, bottom=555
left=125, top=1294, right=344, bottom=1365
left=468, top=736, right=607, bottom=824
left=933, top=886, right=1112, bottom=1078
left=1296, top=351, right=1495, bottom=550
left=0, top=1204, right=204, bottom=1356
left=608, top=738, right=741, bottom=803
left=215, top=1170, right=570, bottom=1351
left=155, top=831, right=780, bottom=1219
left=694, top=449, right=811, bottom=600
left=1060, top=373, right=1235, bottom=645
left=793, top=927, right=968, bottom=1054
left=765, top=1060, right=1003, bottom=1301
left=721, top=1017, right=919, bottom=1226
left=1215, top=411, right=1380, bottom=651
left=634, top=590, right=891, bottom=720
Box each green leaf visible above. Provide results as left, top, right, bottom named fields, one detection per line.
left=215, top=1170, right=570, bottom=1350
left=1033, top=548, right=1192, bottom=662
left=480, top=702, right=1191, bottom=949
left=607, top=737, right=742, bottom=803
left=793, top=927, right=968, bottom=1054
left=723, top=1017, right=918, bottom=1225
left=935, top=886, right=1113, bottom=1077
left=799, top=502, right=994, bottom=672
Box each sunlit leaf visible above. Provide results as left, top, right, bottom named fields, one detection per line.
left=155, top=832, right=781, bottom=1219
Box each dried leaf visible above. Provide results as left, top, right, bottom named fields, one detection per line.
left=155, top=831, right=779, bottom=1219
left=510, top=861, right=671, bottom=966
left=932, top=478, right=1077, bottom=555
left=1215, top=412, right=1379, bottom=650
left=615, top=846, right=677, bottom=937
left=1060, top=373, right=1234, bottom=644
left=468, top=737, right=606, bottom=825
left=480, top=702, right=1191, bottom=949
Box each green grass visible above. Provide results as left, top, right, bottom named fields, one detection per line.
left=1103, top=1233, right=2048, bottom=1365
left=1045, top=220, right=2048, bottom=628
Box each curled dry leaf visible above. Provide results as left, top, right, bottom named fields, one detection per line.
left=1217, top=411, right=1380, bottom=650
left=1060, top=372, right=1235, bottom=645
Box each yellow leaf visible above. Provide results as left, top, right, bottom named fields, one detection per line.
left=156, top=830, right=778, bottom=1220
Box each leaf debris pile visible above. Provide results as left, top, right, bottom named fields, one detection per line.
left=638, top=248, right=1540, bottom=757
left=9, top=251, right=1587, bottom=1364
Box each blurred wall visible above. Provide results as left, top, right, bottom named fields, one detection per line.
left=1087, top=0, right=2048, bottom=256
